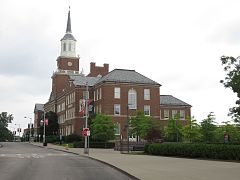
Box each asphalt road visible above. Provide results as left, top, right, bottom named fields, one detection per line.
left=0, top=142, right=133, bottom=180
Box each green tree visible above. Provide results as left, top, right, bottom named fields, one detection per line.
left=90, top=114, right=115, bottom=142
left=130, top=111, right=162, bottom=141
left=182, top=116, right=202, bottom=143
left=220, top=56, right=240, bottom=123
left=200, top=112, right=217, bottom=143
left=45, top=111, right=59, bottom=136
left=214, top=122, right=240, bottom=144
left=164, top=114, right=183, bottom=142
left=0, top=112, right=14, bottom=141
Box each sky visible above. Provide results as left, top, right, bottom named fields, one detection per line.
left=1, top=0, right=239, bottom=133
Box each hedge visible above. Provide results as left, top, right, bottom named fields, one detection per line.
left=73, top=141, right=115, bottom=148
left=144, top=143, right=240, bottom=160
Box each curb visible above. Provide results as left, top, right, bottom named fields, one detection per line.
left=30, top=143, right=139, bottom=180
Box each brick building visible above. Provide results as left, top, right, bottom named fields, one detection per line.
left=41, top=9, right=191, bottom=139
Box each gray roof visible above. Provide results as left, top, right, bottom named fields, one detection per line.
left=96, top=69, right=160, bottom=85
left=66, top=10, right=72, bottom=33
left=160, top=95, right=191, bottom=106
left=34, top=104, right=44, bottom=112
left=61, top=33, right=76, bottom=41
left=69, top=75, right=101, bottom=86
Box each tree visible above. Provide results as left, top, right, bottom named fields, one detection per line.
left=214, top=122, right=240, bottom=144
left=45, top=111, right=59, bottom=136
left=200, top=112, right=217, bottom=143
left=220, top=56, right=240, bottom=123
left=181, top=116, right=202, bottom=143
left=164, top=114, right=183, bottom=142
left=0, top=112, right=14, bottom=141
left=90, top=114, right=115, bottom=142
left=130, top=111, right=162, bottom=141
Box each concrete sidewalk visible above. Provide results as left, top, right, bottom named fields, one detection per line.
left=31, top=142, right=240, bottom=180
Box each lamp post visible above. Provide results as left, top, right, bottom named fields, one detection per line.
left=15, top=123, right=21, bottom=138
left=24, top=116, right=32, bottom=143
left=126, top=104, right=130, bottom=153
left=84, top=82, right=89, bottom=154
left=43, top=111, right=47, bottom=146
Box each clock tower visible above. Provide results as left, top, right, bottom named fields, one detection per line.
left=57, top=8, right=79, bottom=72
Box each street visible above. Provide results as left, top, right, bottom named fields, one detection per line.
left=0, top=142, right=133, bottom=180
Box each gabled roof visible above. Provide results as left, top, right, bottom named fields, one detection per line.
left=69, top=74, right=101, bottom=86
left=160, top=95, right=191, bottom=106
left=96, top=69, right=160, bottom=86
left=34, top=104, right=44, bottom=112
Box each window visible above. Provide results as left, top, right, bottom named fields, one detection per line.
left=114, top=123, right=121, bottom=135
left=128, top=89, right=137, bottom=109
left=180, top=110, right=185, bottom=120
left=99, top=88, right=102, bottom=99
left=114, top=104, right=120, bottom=115
left=96, top=89, right=99, bottom=100
left=164, top=110, right=169, bottom=119
left=68, top=43, right=71, bottom=51
left=99, top=104, right=102, bottom=114
left=144, top=89, right=150, bottom=100
left=114, top=87, right=120, bottom=99
left=94, top=91, right=96, bottom=101
left=172, top=110, right=178, bottom=118
left=63, top=43, right=66, bottom=51
left=83, top=91, right=89, bottom=100
left=144, top=105, right=150, bottom=116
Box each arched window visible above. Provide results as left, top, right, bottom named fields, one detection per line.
left=68, top=43, right=72, bottom=51
left=128, top=89, right=137, bottom=109
left=63, top=43, right=66, bottom=51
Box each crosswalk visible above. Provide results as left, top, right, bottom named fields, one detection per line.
left=0, top=153, right=70, bottom=159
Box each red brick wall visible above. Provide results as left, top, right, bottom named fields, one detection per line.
left=57, top=56, right=79, bottom=71
left=87, top=62, right=109, bottom=77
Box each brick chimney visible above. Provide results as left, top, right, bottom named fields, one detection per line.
left=87, top=62, right=109, bottom=77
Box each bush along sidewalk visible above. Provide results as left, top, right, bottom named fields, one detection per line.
left=144, top=143, right=240, bottom=161
left=73, top=141, right=115, bottom=148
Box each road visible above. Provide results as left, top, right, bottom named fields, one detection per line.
left=0, top=142, right=133, bottom=180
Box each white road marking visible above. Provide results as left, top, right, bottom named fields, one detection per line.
left=0, top=153, right=72, bottom=159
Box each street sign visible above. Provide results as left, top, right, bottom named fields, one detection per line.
left=82, top=128, right=90, bottom=137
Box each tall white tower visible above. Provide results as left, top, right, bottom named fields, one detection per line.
left=60, top=8, right=76, bottom=57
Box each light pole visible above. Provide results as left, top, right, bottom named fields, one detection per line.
left=84, top=82, right=89, bottom=154
left=127, top=105, right=129, bottom=153
left=15, top=123, right=21, bottom=138
left=24, top=116, right=32, bottom=143
left=43, top=111, right=46, bottom=146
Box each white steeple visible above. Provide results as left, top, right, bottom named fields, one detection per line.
left=60, top=7, right=76, bottom=57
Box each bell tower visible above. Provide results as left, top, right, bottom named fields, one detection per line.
left=57, top=7, right=79, bottom=72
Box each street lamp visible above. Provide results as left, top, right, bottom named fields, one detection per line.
left=24, top=116, right=32, bottom=143
left=84, top=82, right=89, bottom=154
left=126, top=104, right=132, bottom=153
left=15, top=123, right=21, bottom=138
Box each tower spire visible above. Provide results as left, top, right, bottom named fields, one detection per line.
left=66, top=6, right=72, bottom=33
left=60, top=7, right=77, bottom=57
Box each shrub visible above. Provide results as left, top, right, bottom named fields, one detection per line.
left=64, top=134, right=82, bottom=143
left=45, top=135, right=59, bottom=143
left=73, top=141, right=115, bottom=148
left=144, top=143, right=240, bottom=161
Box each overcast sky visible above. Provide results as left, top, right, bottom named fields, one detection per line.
left=1, top=0, right=239, bottom=132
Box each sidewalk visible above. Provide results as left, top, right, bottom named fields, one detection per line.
left=31, top=142, right=240, bottom=180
